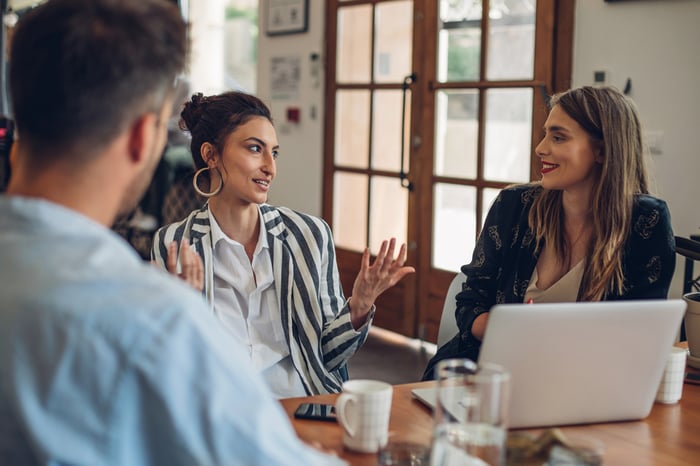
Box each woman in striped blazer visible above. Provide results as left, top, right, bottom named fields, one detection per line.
left=152, top=91, right=413, bottom=397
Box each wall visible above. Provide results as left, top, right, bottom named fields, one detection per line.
left=572, top=0, right=700, bottom=297
left=258, top=0, right=700, bottom=297
left=257, top=1, right=326, bottom=216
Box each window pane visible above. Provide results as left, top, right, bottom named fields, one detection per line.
left=483, top=88, right=532, bottom=183
left=333, top=172, right=368, bottom=252
left=335, top=90, right=370, bottom=168
left=433, top=183, right=476, bottom=272
left=434, top=90, right=479, bottom=178
left=224, top=1, right=258, bottom=92
left=440, top=0, right=482, bottom=21
left=374, top=0, right=413, bottom=83
left=369, top=176, right=408, bottom=253
left=371, top=90, right=410, bottom=172
left=486, top=0, right=536, bottom=81
left=337, top=5, right=372, bottom=83
left=188, top=0, right=259, bottom=94
left=437, top=0, right=482, bottom=82
left=189, top=1, right=226, bottom=94
left=482, top=188, right=501, bottom=228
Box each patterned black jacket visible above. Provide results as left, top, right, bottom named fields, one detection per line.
left=424, top=183, right=676, bottom=379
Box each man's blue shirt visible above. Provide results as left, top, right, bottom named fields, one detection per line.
left=0, top=195, right=344, bottom=466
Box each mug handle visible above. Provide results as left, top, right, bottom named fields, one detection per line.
left=335, top=393, right=357, bottom=438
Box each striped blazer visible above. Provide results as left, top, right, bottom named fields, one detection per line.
left=151, top=204, right=372, bottom=395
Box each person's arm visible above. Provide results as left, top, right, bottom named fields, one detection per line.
left=313, top=216, right=412, bottom=372
left=617, top=198, right=676, bottom=300
left=313, top=217, right=371, bottom=372
left=294, top=215, right=365, bottom=375
left=132, top=293, right=346, bottom=466
left=455, top=191, right=520, bottom=342
left=470, top=312, right=490, bottom=341
left=455, top=234, right=499, bottom=342
left=422, top=188, right=528, bottom=381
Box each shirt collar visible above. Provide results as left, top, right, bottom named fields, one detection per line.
left=208, top=205, right=269, bottom=255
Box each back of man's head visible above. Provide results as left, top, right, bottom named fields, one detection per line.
left=9, top=0, right=187, bottom=162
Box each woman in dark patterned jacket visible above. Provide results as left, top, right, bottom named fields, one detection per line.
left=423, top=86, right=676, bottom=379
left=152, top=92, right=414, bottom=397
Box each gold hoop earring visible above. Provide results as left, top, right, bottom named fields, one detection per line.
left=192, top=166, right=223, bottom=198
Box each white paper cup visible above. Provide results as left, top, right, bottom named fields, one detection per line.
left=655, top=346, right=688, bottom=404
left=335, top=379, right=393, bottom=453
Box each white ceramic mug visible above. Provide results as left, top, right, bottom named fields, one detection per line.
left=335, top=379, right=393, bottom=453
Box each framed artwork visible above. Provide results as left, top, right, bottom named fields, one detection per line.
left=266, top=0, right=309, bottom=36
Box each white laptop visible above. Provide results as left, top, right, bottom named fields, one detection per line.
left=413, top=299, right=686, bottom=429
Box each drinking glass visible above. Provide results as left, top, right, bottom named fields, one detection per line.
left=430, top=360, right=510, bottom=466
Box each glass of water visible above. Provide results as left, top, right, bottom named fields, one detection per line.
left=430, top=360, right=510, bottom=466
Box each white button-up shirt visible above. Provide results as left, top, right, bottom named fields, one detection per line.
left=209, top=207, right=306, bottom=398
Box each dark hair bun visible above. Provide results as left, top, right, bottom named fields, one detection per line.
left=179, top=92, right=207, bottom=133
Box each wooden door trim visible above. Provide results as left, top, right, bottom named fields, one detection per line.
left=412, top=0, right=438, bottom=340
left=322, top=1, right=338, bottom=223
left=553, top=0, right=576, bottom=93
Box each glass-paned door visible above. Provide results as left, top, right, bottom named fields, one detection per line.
left=326, top=0, right=416, bottom=335
left=324, top=0, right=573, bottom=341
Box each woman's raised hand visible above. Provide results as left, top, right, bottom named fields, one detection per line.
left=349, top=238, right=415, bottom=328
left=165, top=240, right=204, bottom=292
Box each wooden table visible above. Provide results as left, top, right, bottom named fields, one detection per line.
left=280, top=377, right=700, bottom=465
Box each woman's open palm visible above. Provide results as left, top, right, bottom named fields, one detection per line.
left=164, top=240, right=204, bottom=292
left=349, top=238, right=415, bottom=322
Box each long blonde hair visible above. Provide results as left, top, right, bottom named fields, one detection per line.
left=529, top=86, right=649, bottom=301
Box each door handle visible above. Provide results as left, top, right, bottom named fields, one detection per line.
left=400, top=73, right=416, bottom=191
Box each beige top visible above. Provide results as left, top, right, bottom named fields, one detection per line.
left=524, top=260, right=584, bottom=303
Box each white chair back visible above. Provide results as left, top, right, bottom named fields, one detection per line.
left=436, top=272, right=466, bottom=347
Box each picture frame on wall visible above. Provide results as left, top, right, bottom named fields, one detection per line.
left=266, top=0, right=308, bottom=36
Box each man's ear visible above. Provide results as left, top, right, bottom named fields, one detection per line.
left=127, top=113, right=158, bottom=165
